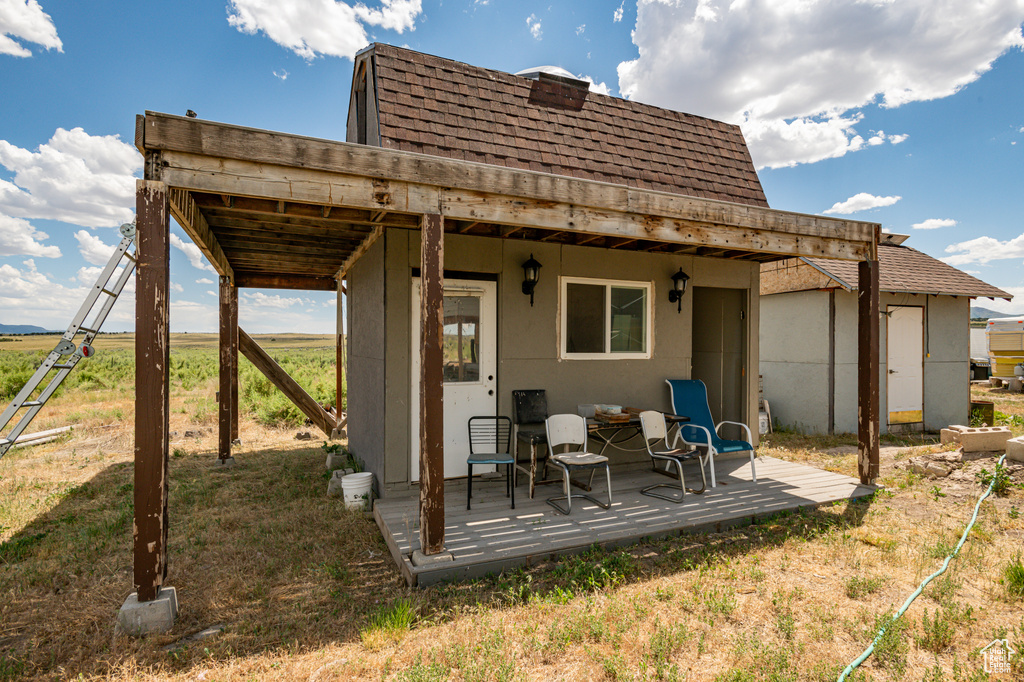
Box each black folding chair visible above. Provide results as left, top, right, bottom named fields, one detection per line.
left=466, top=415, right=514, bottom=510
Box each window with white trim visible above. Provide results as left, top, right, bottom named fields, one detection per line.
left=560, top=277, right=652, bottom=359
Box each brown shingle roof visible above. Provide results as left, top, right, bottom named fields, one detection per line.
left=368, top=44, right=769, bottom=207
left=805, top=244, right=1012, bottom=299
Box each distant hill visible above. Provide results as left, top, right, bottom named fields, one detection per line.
left=970, top=307, right=1023, bottom=320
left=0, top=323, right=60, bottom=334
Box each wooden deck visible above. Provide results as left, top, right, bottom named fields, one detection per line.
left=373, top=455, right=876, bottom=586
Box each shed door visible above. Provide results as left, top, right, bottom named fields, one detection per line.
left=887, top=306, right=923, bottom=424
left=410, top=278, right=498, bottom=481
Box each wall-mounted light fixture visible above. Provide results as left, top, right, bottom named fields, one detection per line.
left=521, top=254, right=541, bottom=306
left=668, top=267, right=690, bottom=313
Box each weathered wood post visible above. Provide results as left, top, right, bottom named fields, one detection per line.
left=858, top=258, right=880, bottom=484
left=218, top=276, right=238, bottom=462
left=118, top=177, right=178, bottom=635
left=419, top=214, right=446, bottom=556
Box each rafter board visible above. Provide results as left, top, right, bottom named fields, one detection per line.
left=336, top=225, right=384, bottom=279
left=167, top=188, right=233, bottom=279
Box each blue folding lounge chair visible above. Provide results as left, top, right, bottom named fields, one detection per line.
left=665, top=379, right=756, bottom=488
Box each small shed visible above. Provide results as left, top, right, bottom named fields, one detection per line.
left=760, top=233, right=1011, bottom=434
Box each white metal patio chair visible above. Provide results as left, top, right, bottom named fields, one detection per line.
left=544, top=413, right=612, bottom=515
left=638, top=410, right=706, bottom=503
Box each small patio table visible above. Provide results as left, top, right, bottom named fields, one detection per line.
left=519, top=411, right=689, bottom=496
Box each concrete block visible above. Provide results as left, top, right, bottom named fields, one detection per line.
left=1006, top=436, right=1024, bottom=463
left=214, top=457, right=235, bottom=468
left=327, top=471, right=344, bottom=498
left=1009, top=378, right=1023, bottom=393
left=117, top=587, right=178, bottom=636
left=410, top=550, right=454, bottom=567
left=957, top=426, right=1012, bottom=453
left=940, top=428, right=961, bottom=445
left=325, top=452, right=346, bottom=470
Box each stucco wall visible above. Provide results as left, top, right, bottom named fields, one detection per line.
left=346, top=235, right=387, bottom=487
left=761, top=288, right=969, bottom=435
left=356, top=230, right=760, bottom=495
left=759, top=290, right=831, bottom=434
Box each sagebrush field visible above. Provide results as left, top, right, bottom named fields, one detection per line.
left=1, top=334, right=1022, bottom=681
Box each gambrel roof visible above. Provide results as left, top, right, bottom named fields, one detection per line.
left=353, top=43, right=768, bottom=208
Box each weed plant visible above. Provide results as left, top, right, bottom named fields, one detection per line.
left=1005, top=553, right=1024, bottom=599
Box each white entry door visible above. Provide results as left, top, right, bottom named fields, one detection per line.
left=887, top=306, right=923, bottom=424
left=410, top=278, right=497, bottom=480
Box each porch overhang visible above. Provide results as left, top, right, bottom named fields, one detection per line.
left=136, top=111, right=879, bottom=285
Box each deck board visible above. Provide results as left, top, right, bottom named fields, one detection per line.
left=373, top=455, right=875, bottom=586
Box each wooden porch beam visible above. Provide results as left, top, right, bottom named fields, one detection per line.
left=233, top=273, right=337, bottom=291
left=419, top=213, right=445, bottom=556
left=133, top=179, right=171, bottom=603
left=858, top=259, right=880, bottom=484
left=159, top=153, right=873, bottom=261
left=218, top=276, right=238, bottom=461
left=167, top=188, right=234, bottom=280
left=237, top=328, right=337, bottom=436
left=336, top=225, right=384, bottom=279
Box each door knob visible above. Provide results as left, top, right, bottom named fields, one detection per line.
left=888, top=369, right=896, bottom=374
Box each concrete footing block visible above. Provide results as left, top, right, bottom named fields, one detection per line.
left=325, top=453, right=348, bottom=470
left=410, top=550, right=454, bottom=567
left=214, top=457, right=236, bottom=468
left=1006, top=436, right=1024, bottom=463
left=941, top=425, right=1012, bottom=453
left=959, top=427, right=1012, bottom=453
left=117, top=587, right=178, bottom=636
left=940, top=428, right=961, bottom=445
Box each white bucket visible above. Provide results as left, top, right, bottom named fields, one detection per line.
left=341, top=472, right=373, bottom=510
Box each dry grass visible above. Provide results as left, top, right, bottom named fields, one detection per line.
left=2, top=341, right=1024, bottom=680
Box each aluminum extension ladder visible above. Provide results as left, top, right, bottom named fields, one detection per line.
left=0, top=222, right=137, bottom=458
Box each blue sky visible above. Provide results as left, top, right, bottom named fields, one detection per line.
left=1, top=0, right=1022, bottom=333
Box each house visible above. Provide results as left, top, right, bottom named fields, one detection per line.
left=125, top=43, right=884, bottom=621
left=759, top=232, right=1011, bottom=435
left=341, top=44, right=878, bottom=499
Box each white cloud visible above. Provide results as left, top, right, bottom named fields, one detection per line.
left=227, top=0, right=422, bottom=60
left=196, top=277, right=214, bottom=284
left=576, top=24, right=586, bottom=36
left=0, top=213, right=60, bottom=257
left=0, top=258, right=134, bottom=330
left=74, top=229, right=114, bottom=265
left=943, top=232, right=1024, bottom=265
left=580, top=75, right=612, bottom=96
left=913, top=218, right=957, bottom=230
left=526, top=13, right=542, bottom=40
left=0, top=0, right=61, bottom=57
left=617, top=0, right=1024, bottom=169
left=889, top=133, right=909, bottom=144
left=273, top=68, right=288, bottom=80
left=977, top=287, right=1024, bottom=312
left=0, top=127, right=141, bottom=228
left=241, top=291, right=307, bottom=309
left=823, top=192, right=901, bottom=215
left=169, top=233, right=217, bottom=273
left=613, top=2, right=624, bottom=22
left=170, top=282, right=184, bottom=293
